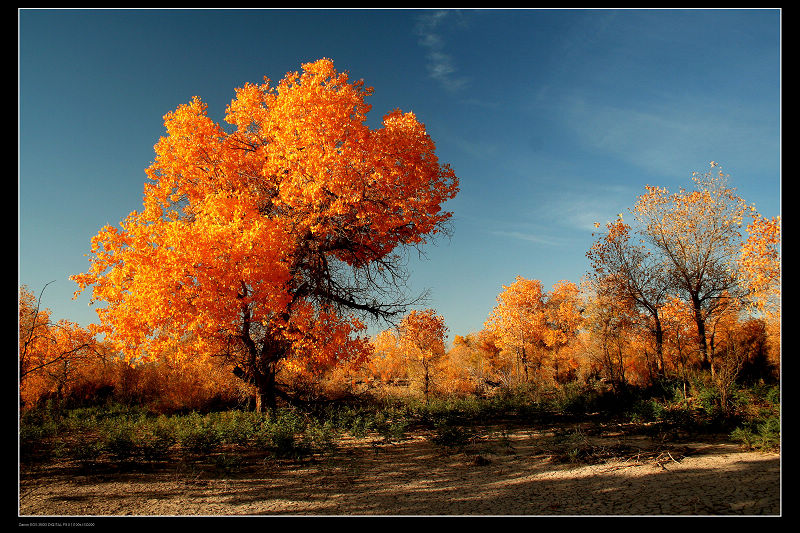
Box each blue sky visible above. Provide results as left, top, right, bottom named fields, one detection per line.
left=19, top=8, right=781, bottom=345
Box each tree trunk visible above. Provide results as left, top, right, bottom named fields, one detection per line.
left=653, top=315, right=665, bottom=376
left=254, top=363, right=277, bottom=413
left=691, top=295, right=710, bottom=370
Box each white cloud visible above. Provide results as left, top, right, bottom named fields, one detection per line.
left=560, top=94, right=777, bottom=180
left=415, top=10, right=469, bottom=92
left=489, top=229, right=566, bottom=247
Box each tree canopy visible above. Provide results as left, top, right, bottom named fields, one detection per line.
left=72, top=58, right=459, bottom=411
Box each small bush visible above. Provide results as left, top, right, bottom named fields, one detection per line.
left=103, top=421, right=138, bottom=462
left=70, top=435, right=104, bottom=466
left=627, top=399, right=665, bottom=423
left=177, top=413, right=222, bottom=454
left=731, top=414, right=780, bottom=452
left=304, top=419, right=339, bottom=454
left=347, top=414, right=370, bottom=439
left=137, top=417, right=177, bottom=461
left=552, top=382, right=594, bottom=415
left=730, top=383, right=779, bottom=452
left=430, top=418, right=474, bottom=450
left=213, top=453, right=244, bottom=474
left=377, top=416, right=409, bottom=443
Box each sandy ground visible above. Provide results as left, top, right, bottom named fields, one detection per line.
left=18, top=425, right=781, bottom=517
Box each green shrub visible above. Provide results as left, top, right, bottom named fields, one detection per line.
left=103, top=421, right=138, bottom=462
left=213, top=453, right=244, bottom=474
left=373, top=412, right=409, bottom=443
left=754, top=415, right=780, bottom=450
left=70, top=435, right=104, bottom=466
left=659, top=403, right=697, bottom=430
left=765, top=385, right=780, bottom=406
left=555, top=383, right=592, bottom=415
left=430, top=418, right=474, bottom=450
left=731, top=414, right=780, bottom=452
left=177, top=413, right=222, bottom=454
left=205, top=410, right=261, bottom=447
left=627, top=398, right=665, bottom=423
left=347, top=414, right=370, bottom=439
left=304, top=419, right=339, bottom=454
left=729, top=382, right=779, bottom=452
left=730, top=426, right=756, bottom=449
left=253, top=409, right=310, bottom=459
left=137, top=417, right=177, bottom=461
left=270, top=425, right=298, bottom=457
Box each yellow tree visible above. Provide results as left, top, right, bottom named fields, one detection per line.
left=71, top=59, right=459, bottom=411
left=397, top=309, right=448, bottom=402
left=739, top=213, right=781, bottom=321
left=740, top=213, right=781, bottom=309
left=633, top=162, right=756, bottom=372
left=582, top=275, right=639, bottom=393
left=367, top=329, right=408, bottom=384
left=472, top=329, right=507, bottom=386
left=485, top=277, right=547, bottom=384
left=739, top=213, right=781, bottom=370
left=543, top=280, right=584, bottom=384
left=445, top=333, right=502, bottom=395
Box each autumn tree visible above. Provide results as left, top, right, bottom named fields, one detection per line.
left=485, top=277, right=585, bottom=386
left=543, top=280, right=584, bottom=384
left=632, top=162, right=762, bottom=373
left=397, top=308, right=448, bottom=402
left=367, top=329, right=408, bottom=384
left=660, top=295, right=699, bottom=398
left=739, top=213, right=781, bottom=318
left=738, top=213, right=781, bottom=366
left=587, top=215, right=671, bottom=375
left=19, top=284, right=98, bottom=407
left=71, top=59, right=459, bottom=412
left=446, top=332, right=504, bottom=394
left=485, top=276, right=547, bottom=384
left=582, top=276, right=638, bottom=393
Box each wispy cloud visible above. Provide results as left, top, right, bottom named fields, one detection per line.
left=546, top=191, right=631, bottom=233
left=489, top=229, right=567, bottom=247
left=560, top=95, right=778, bottom=180
left=479, top=180, right=635, bottom=249
left=415, top=10, right=469, bottom=92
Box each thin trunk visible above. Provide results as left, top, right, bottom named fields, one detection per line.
left=691, top=294, right=709, bottom=369
left=653, top=315, right=665, bottom=376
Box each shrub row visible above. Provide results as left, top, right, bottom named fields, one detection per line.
left=20, top=379, right=779, bottom=467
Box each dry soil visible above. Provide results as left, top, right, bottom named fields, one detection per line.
left=18, top=423, right=781, bottom=517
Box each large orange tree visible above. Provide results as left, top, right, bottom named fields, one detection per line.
left=72, top=59, right=458, bottom=411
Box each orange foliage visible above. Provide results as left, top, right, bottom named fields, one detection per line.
left=444, top=331, right=505, bottom=394
left=632, top=162, right=752, bottom=366
left=485, top=277, right=584, bottom=386
left=485, top=276, right=547, bottom=384
left=19, top=285, right=99, bottom=407
left=581, top=277, right=642, bottom=390
left=71, top=59, right=458, bottom=410
left=367, top=329, right=407, bottom=383
left=740, top=213, right=781, bottom=318
left=397, top=309, right=448, bottom=400
left=544, top=280, right=584, bottom=384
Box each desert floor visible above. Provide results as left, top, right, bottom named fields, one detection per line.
left=19, top=421, right=780, bottom=517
